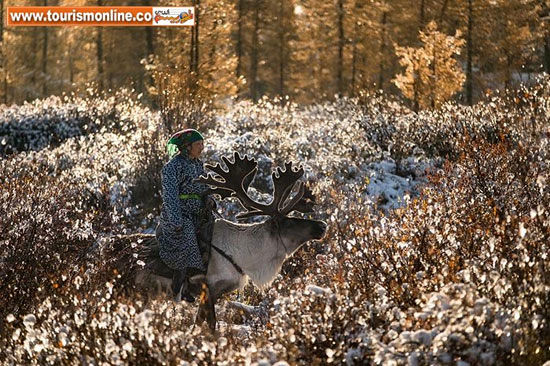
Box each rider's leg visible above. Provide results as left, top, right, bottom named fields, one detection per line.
left=175, top=215, right=206, bottom=302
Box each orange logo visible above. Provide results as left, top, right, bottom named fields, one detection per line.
left=154, top=10, right=193, bottom=24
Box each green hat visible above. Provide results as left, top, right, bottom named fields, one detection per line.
left=166, top=129, right=204, bottom=158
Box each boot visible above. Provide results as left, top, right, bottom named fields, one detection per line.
left=181, top=288, right=196, bottom=303
left=186, top=267, right=207, bottom=299
left=171, top=270, right=195, bottom=303
left=171, top=270, right=185, bottom=302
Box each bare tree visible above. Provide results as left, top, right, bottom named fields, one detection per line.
left=236, top=0, right=244, bottom=82
left=379, top=11, right=387, bottom=90
left=541, top=1, right=550, bottom=73
left=420, top=0, right=426, bottom=26
left=439, top=0, right=449, bottom=22
left=466, top=0, right=473, bottom=105
left=41, top=0, right=48, bottom=96
left=0, top=0, right=6, bottom=103
left=250, top=0, right=261, bottom=102
left=144, top=0, right=155, bottom=96
left=190, top=0, right=200, bottom=75
left=277, top=0, right=286, bottom=97
left=96, top=0, right=104, bottom=91
left=337, top=0, right=345, bottom=96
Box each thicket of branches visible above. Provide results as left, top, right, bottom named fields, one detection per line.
left=0, top=77, right=549, bottom=364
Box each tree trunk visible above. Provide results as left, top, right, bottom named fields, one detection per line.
left=439, top=0, right=449, bottom=23
left=250, top=0, right=260, bottom=102
left=351, top=38, right=357, bottom=97
left=0, top=0, right=6, bottom=103
left=190, top=0, right=199, bottom=74
left=208, top=21, right=218, bottom=72
left=188, top=0, right=200, bottom=97
left=236, top=0, right=244, bottom=81
left=145, top=27, right=154, bottom=57
left=544, top=34, right=550, bottom=74
left=466, top=0, right=473, bottom=105
left=337, top=0, right=344, bottom=96
left=540, top=0, right=549, bottom=73
left=41, top=0, right=48, bottom=96
left=413, top=74, right=419, bottom=112
left=378, top=12, right=387, bottom=90
left=278, top=0, right=285, bottom=98
left=144, top=0, right=154, bottom=58
left=144, top=0, right=155, bottom=93
left=69, top=46, right=74, bottom=85
left=96, top=28, right=103, bottom=91
left=41, top=30, right=48, bottom=95
left=431, top=46, right=436, bottom=108
left=505, top=53, right=512, bottom=89
left=194, top=0, right=200, bottom=74
left=420, top=0, right=425, bottom=26
left=144, top=0, right=154, bottom=100
left=0, top=0, right=3, bottom=44
left=96, top=0, right=104, bottom=91
left=190, top=2, right=195, bottom=72
left=29, top=29, right=38, bottom=100
left=1, top=61, right=5, bottom=103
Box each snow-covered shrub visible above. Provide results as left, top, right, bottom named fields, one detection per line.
left=327, top=135, right=549, bottom=364
left=0, top=160, right=118, bottom=326
left=1, top=76, right=549, bottom=365
left=0, top=89, right=150, bottom=157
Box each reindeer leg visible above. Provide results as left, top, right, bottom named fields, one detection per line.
left=205, top=280, right=241, bottom=333
left=195, top=303, right=207, bottom=326
left=206, top=294, right=217, bottom=332
left=194, top=295, right=217, bottom=333
left=194, top=281, right=211, bottom=327
left=194, top=279, right=242, bottom=332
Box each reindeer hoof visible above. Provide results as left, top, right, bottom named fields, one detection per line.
left=195, top=307, right=207, bottom=325
left=208, top=325, right=218, bottom=336
left=207, top=317, right=217, bottom=332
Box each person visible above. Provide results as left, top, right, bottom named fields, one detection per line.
left=156, top=128, right=209, bottom=302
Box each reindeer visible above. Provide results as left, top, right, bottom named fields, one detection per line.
left=135, top=153, right=327, bottom=331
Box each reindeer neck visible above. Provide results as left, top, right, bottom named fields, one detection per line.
left=213, top=218, right=287, bottom=287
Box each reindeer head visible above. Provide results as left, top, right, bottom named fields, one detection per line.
left=198, top=152, right=327, bottom=252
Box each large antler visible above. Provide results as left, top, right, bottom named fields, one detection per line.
left=197, top=152, right=315, bottom=219
left=198, top=152, right=258, bottom=201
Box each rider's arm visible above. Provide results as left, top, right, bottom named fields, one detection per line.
left=161, top=161, right=184, bottom=228
left=180, top=159, right=207, bottom=195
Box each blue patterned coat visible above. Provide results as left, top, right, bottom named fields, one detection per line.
left=157, top=153, right=208, bottom=272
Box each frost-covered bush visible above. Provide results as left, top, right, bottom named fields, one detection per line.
left=326, top=134, right=549, bottom=364
left=0, top=159, right=116, bottom=325
left=1, top=77, right=549, bottom=365
left=0, top=89, right=151, bottom=157
left=0, top=91, right=165, bottom=335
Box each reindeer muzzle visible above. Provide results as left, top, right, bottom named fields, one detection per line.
left=311, top=221, right=327, bottom=240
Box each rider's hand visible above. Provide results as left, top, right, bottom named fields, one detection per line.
left=205, top=195, right=217, bottom=211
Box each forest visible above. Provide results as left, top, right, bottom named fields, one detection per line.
left=0, top=1, right=549, bottom=365
left=0, top=0, right=549, bottom=107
